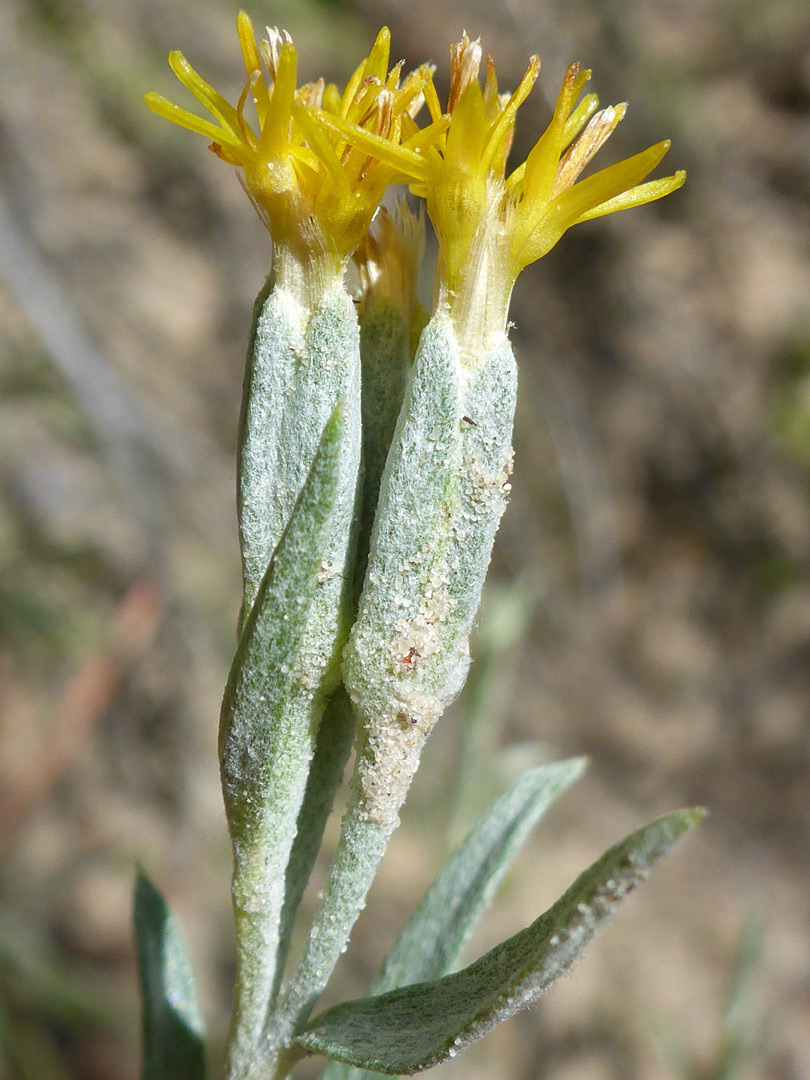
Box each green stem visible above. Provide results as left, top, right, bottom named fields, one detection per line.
left=222, top=735, right=317, bottom=1080
left=261, top=736, right=393, bottom=1060
left=272, top=687, right=356, bottom=999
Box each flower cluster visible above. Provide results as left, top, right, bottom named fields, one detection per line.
left=316, top=32, right=684, bottom=344
left=146, top=12, right=438, bottom=282
left=147, top=13, right=684, bottom=326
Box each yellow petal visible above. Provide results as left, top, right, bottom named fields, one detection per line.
left=259, top=41, right=297, bottom=154
left=291, top=102, right=351, bottom=195
left=520, top=62, right=581, bottom=208
left=236, top=10, right=270, bottom=122
left=444, top=81, right=487, bottom=173
left=505, top=159, right=525, bottom=193
left=168, top=51, right=242, bottom=138
left=309, top=108, right=430, bottom=181
left=286, top=143, right=321, bottom=173
left=514, top=140, right=673, bottom=268
left=568, top=67, right=593, bottom=103
left=386, top=60, right=403, bottom=92
left=338, top=28, right=391, bottom=122
left=483, top=55, right=500, bottom=118
left=402, top=116, right=449, bottom=154
left=143, top=91, right=243, bottom=149
left=422, top=74, right=444, bottom=124
left=575, top=169, right=686, bottom=222
left=480, top=56, right=539, bottom=173
left=554, top=139, right=671, bottom=225
left=562, top=92, right=599, bottom=147
left=237, top=11, right=261, bottom=75
left=235, top=74, right=260, bottom=150
left=322, top=83, right=342, bottom=114
left=392, top=67, right=431, bottom=118
left=364, top=26, right=391, bottom=84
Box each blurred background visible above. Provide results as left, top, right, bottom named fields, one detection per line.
left=1, top=0, right=809, bottom=1077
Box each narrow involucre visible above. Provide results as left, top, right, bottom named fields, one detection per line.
left=344, top=310, right=517, bottom=827
left=239, top=281, right=361, bottom=647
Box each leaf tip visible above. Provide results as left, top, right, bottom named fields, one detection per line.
left=568, top=754, right=589, bottom=778
left=681, top=805, right=709, bottom=829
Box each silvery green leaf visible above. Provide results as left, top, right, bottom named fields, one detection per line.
left=220, top=404, right=345, bottom=1062
left=133, top=870, right=205, bottom=1080
left=297, top=808, right=705, bottom=1075
left=220, top=403, right=345, bottom=837
left=357, top=299, right=411, bottom=581
left=238, top=283, right=361, bottom=638
left=374, top=757, right=586, bottom=992
left=269, top=782, right=392, bottom=1053
left=321, top=757, right=585, bottom=1080
left=279, top=318, right=518, bottom=1044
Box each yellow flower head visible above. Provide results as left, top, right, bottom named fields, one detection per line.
left=145, top=12, right=435, bottom=284
left=314, top=35, right=684, bottom=344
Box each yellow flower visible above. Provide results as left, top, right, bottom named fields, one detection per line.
left=145, top=12, right=437, bottom=285
left=313, top=35, right=684, bottom=344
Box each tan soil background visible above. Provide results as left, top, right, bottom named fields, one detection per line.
left=1, top=0, right=809, bottom=1077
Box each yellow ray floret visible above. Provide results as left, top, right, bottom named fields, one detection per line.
left=144, top=12, right=438, bottom=266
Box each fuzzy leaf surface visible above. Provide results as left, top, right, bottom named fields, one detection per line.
left=133, top=870, right=205, bottom=1080
left=298, top=808, right=705, bottom=1075
left=321, top=758, right=585, bottom=1080
left=372, top=757, right=586, bottom=992
left=219, top=404, right=344, bottom=840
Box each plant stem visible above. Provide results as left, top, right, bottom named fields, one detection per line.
left=273, top=687, right=356, bottom=1000
left=261, top=736, right=393, bottom=1060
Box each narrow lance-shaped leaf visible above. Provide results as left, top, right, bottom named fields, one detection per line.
left=297, top=808, right=706, bottom=1075
left=271, top=317, right=477, bottom=1045
left=220, top=403, right=347, bottom=1068
left=133, top=870, right=205, bottom=1080
left=355, top=298, right=410, bottom=580
left=344, top=316, right=518, bottom=828
left=220, top=401, right=345, bottom=837
left=380, top=757, right=587, bottom=991
left=321, top=757, right=586, bottom=1080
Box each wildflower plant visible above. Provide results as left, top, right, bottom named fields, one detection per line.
left=138, top=14, right=701, bottom=1080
